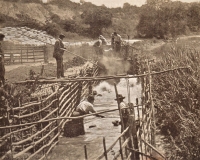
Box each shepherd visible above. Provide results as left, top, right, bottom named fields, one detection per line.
left=115, top=94, right=130, bottom=130
left=0, top=33, right=5, bottom=85
left=93, top=35, right=107, bottom=59
left=113, top=32, right=122, bottom=53
left=53, top=34, right=66, bottom=78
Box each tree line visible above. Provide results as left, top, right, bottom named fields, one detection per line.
left=2, top=0, right=200, bottom=39
left=137, top=2, right=200, bottom=39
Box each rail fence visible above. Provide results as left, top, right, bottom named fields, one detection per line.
left=3, top=44, right=48, bottom=64
left=0, top=64, right=99, bottom=160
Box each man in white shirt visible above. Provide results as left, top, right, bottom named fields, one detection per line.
left=76, top=95, right=96, bottom=115
left=74, top=95, right=104, bottom=117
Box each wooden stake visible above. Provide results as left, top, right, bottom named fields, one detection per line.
left=114, top=83, right=124, bottom=132
left=119, top=137, right=124, bottom=160
left=84, top=145, right=88, bottom=160
left=147, top=60, right=156, bottom=146
left=103, top=137, right=108, bottom=160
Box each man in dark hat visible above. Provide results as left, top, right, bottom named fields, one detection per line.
left=115, top=94, right=130, bottom=130
left=53, top=34, right=65, bottom=78
left=0, top=33, right=5, bottom=85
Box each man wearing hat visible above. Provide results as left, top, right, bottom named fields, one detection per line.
left=53, top=34, right=65, bottom=78
left=0, top=33, right=5, bottom=85
left=115, top=94, right=130, bottom=130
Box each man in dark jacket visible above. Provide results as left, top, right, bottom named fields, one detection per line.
left=0, top=33, right=5, bottom=85
left=53, top=34, right=65, bottom=78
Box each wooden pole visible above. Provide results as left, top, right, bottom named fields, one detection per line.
left=84, top=145, right=88, bottom=160
left=26, top=46, right=28, bottom=62
left=114, top=83, right=124, bottom=132
left=33, top=46, right=35, bottom=63
left=9, top=128, right=13, bottom=160
left=103, top=137, right=108, bottom=160
left=0, top=109, right=118, bottom=129
left=119, top=137, right=124, bottom=160
left=20, top=45, right=22, bottom=64
left=147, top=60, right=156, bottom=146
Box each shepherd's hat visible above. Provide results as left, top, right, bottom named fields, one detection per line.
left=0, top=32, right=5, bottom=39
left=113, top=32, right=117, bottom=35
left=59, top=33, right=65, bottom=38
left=114, top=94, right=125, bottom=100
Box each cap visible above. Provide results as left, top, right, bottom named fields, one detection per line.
left=115, top=94, right=125, bottom=100
left=59, top=34, right=65, bottom=38
left=0, top=33, right=5, bottom=38
left=113, top=32, right=117, bottom=35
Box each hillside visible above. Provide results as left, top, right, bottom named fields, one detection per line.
left=0, top=0, right=140, bottom=39
left=1, top=0, right=198, bottom=40
left=0, top=1, right=76, bottom=23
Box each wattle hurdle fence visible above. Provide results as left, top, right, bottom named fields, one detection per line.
left=0, top=64, right=99, bottom=160
left=0, top=58, right=188, bottom=160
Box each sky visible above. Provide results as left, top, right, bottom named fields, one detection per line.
left=70, top=0, right=199, bottom=8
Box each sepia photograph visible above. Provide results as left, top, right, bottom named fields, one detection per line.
left=0, top=0, right=199, bottom=159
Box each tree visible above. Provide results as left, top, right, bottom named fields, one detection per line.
left=81, top=8, right=112, bottom=38
left=187, top=3, right=200, bottom=31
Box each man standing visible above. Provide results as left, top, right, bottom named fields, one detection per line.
left=0, top=33, right=5, bottom=85
left=93, top=37, right=103, bottom=59
left=53, top=34, right=65, bottom=78
left=111, top=33, right=115, bottom=50
left=113, top=32, right=122, bottom=53
left=115, top=94, right=130, bottom=130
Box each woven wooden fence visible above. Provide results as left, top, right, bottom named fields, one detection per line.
left=0, top=64, right=99, bottom=160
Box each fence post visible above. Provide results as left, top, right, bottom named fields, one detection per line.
left=103, top=137, right=108, bottom=160
left=84, top=145, right=88, bottom=160
left=114, top=83, right=124, bottom=132
left=56, top=92, right=60, bottom=142
left=33, top=46, right=35, bottom=63
left=119, top=137, right=124, bottom=160
left=9, top=128, right=13, bottom=160
left=40, top=65, right=44, bottom=76
left=44, top=45, right=48, bottom=63
left=20, top=45, right=22, bottom=64
left=147, top=60, right=156, bottom=146
left=26, top=45, right=28, bottom=62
